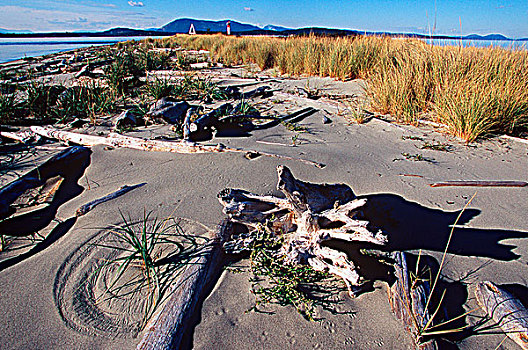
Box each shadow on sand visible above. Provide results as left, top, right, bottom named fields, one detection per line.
left=0, top=147, right=91, bottom=271
left=323, top=193, right=527, bottom=349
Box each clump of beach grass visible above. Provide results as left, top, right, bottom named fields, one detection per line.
left=163, top=34, right=528, bottom=142
left=0, top=92, right=17, bottom=124
left=95, top=210, right=209, bottom=326
left=54, top=80, right=117, bottom=123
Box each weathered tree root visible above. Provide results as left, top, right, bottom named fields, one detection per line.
left=218, top=165, right=387, bottom=296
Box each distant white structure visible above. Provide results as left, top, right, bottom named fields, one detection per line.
left=226, top=21, right=231, bottom=35
left=188, top=23, right=196, bottom=35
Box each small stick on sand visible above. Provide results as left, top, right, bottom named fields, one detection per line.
left=75, top=183, right=146, bottom=216
left=430, top=180, right=527, bottom=188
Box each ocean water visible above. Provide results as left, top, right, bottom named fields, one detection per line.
left=0, top=36, right=165, bottom=63
left=421, top=38, right=527, bottom=50
left=1, top=36, right=525, bottom=64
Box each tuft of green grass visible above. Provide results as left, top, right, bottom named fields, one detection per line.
left=53, top=81, right=117, bottom=123
left=0, top=92, right=17, bottom=124
left=401, top=152, right=435, bottom=162
left=95, top=210, right=209, bottom=326
left=24, top=80, right=64, bottom=121
left=411, top=193, right=478, bottom=343
left=144, top=76, right=174, bottom=100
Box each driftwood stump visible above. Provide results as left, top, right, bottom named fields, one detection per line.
left=218, top=165, right=387, bottom=294
left=388, top=251, right=438, bottom=350
left=476, top=281, right=528, bottom=349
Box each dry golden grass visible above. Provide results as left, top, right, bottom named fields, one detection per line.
left=148, top=34, right=528, bottom=142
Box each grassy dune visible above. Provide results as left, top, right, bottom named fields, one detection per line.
left=151, top=34, right=528, bottom=142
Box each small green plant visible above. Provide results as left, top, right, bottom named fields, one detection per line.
left=234, top=99, right=259, bottom=116
left=170, top=75, right=226, bottom=102
left=24, top=80, right=64, bottom=120
left=344, top=99, right=367, bottom=124
left=401, top=135, right=425, bottom=141
left=420, top=141, right=451, bottom=152
left=401, top=152, right=434, bottom=162
left=281, top=120, right=306, bottom=132
left=243, top=225, right=336, bottom=321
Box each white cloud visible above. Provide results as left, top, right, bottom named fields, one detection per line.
left=244, top=7, right=254, bottom=12
left=128, top=1, right=144, bottom=7
left=0, top=5, right=159, bottom=32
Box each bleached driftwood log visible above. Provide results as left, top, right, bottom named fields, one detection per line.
left=137, top=220, right=232, bottom=350
left=0, top=130, right=39, bottom=144
left=30, top=125, right=324, bottom=168
left=388, top=251, right=438, bottom=350
left=218, top=165, right=387, bottom=294
left=475, top=281, right=528, bottom=349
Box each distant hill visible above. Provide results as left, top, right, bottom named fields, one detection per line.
left=99, top=27, right=169, bottom=36
left=1, top=18, right=526, bottom=42
left=161, top=18, right=259, bottom=33
left=0, top=28, right=32, bottom=34
left=465, top=33, right=510, bottom=41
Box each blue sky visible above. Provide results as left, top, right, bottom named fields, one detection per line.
left=1, top=0, right=527, bottom=38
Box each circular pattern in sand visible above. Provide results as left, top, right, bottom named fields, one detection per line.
left=54, top=217, right=211, bottom=338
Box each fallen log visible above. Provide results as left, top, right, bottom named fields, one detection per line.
left=475, top=281, right=528, bottom=349
left=430, top=180, right=527, bottom=188
left=76, top=183, right=146, bottom=216
left=218, top=165, right=386, bottom=295
left=190, top=103, right=232, bottom=132
left=137, top=220, right=232, bottom=350
left=0, top=146, right=90, bottom=219
left=388, top=251, right=438, bottom=350
left=30, top=126, right=325, bottom=168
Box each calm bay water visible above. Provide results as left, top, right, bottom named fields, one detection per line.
left=0, top=36, right=525, bottom=64
left=422, top=38, right=527, bottom=50
left=0, top=36, right=165, bottom=63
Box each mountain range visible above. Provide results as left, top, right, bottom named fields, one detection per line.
left=1, top=18, right=526, bottom=41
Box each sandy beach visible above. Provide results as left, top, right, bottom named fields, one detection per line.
left=1, top=50, right=528, bottom=350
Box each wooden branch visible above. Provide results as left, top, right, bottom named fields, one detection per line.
left=31, top=126, right=325, bottom=168
left=1, top=130, right=39, bottom=144
left=76, top=183, right=146, bottom=216
left=430, top=181, right=527, bottom=188
left=0, top=146, right=89, bottom=219
left=388, top=251, right=438, bottom=350
left=475, top=281, right=528, bottom=350
left=137, top=220, right=232, bottom=350
left=277, top=165, right=354, bottom=213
